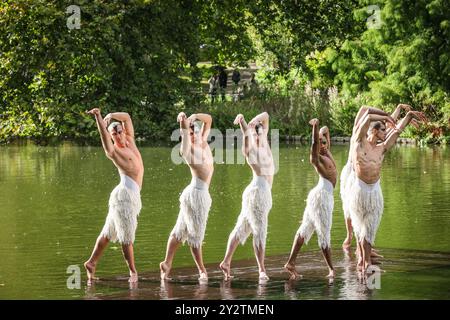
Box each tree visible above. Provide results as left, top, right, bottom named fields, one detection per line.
left=322, top=0, right=449, bottom=140
left=0, top=0, right=255, bottom=142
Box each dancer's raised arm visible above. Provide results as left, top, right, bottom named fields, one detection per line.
left=87, top=108, right=115, bottom=158
left=104, top=112, right=135, bottom=139
left=234, top=114, right=249, bottom=156
left=177, top=112, right=190, bottom=156
left=390, top=104, right=412, bottom=121
left=249, top=112, right=269, bottom=133
left=353, top=112, right=395, bottom=143
left=353, top=106, right=391, bottom=128
left=383, top=111, right=428, bottom=151
left=188, top=113, right=212, bottom=141
left=309, top=118, right=320, bottom=166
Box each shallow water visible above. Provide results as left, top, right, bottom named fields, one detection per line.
left=0, top=143, right=449, bottom=299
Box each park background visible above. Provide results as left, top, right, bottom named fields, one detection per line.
left=0, top=0, right=449, bottom=144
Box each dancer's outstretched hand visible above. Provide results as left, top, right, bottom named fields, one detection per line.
left=177, top=112, right=187, bottom=123
left=309, top=118, right=319, bottom=126
left=233, top=114, right=244, bottom=125
left=411, top=118, right=420, bottom=129
left=87, top=108, right=101, bottom=116
left=410, top=111, right=428, bottom=123
left=398, top=104, right=412, bottom=112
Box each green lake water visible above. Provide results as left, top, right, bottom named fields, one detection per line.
left=0, top=143, right=449, bottom=299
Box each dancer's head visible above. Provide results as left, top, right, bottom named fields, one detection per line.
left=319, top=127, right=329, bottom=154
left=251, top=122, right=264, bottom=142
left=108, top=122, right=126, bottom=147
left=189, top=121, right=201, bottom=144
left=256, top=123, right=264, bottom=135
left=369, top=121, right=387, bottom=141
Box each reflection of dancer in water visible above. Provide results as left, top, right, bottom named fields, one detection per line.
left=84, top=109, right=144, bottom=284
left=348, top=105, right=427, bottom=272
left=342, top=104, right=412, bottom=251
left=338, top=249, right=372, bottom=300
left=284, top=119, right=336, bottom=279
left=159, top=279, right=173, bottom=300
left=160, top=113, right=213, bottom=282
left=220, top=112, right=274, bottom=281
left=220, top=280, right=235, bottom=300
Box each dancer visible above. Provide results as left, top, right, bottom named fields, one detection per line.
left=341, top=104, right=412, bottom=250
left=348, top=106, right=427, bottom=272
left=284, top=119, right=337, bottom=279
left=84, top=109, right=144, bottom=284
left=220, top=112, right=274, bottom=281
left=160, top=112, right=213, bottom=281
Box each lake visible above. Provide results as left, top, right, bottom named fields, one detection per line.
left=0, top=142, right=449, bottom=299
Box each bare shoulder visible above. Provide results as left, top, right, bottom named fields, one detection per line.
left=320, top=153, right=336, bottom=167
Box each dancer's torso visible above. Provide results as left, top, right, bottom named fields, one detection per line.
left=112, top=139, right=144, bottom=188
left=246, top=138, right=274, bottom=187
left=315, top=151, right=337, bottom=187
left=183, top=141, right=214, bottom=185
left=352, top=140, right=385, bottom=184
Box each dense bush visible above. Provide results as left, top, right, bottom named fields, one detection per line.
left=305, top=0, right=450, bottom=143
left=1, top=0, right=448, bottom=144
left=0, top=0, right=253, bottom=144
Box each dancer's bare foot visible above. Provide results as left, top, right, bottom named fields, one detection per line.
left=371, top=249, right=384, bottom=258
left=284, top=262, right=301, bottom=280
left=199, top=272, right=208, bottom=282
left=129, top=272, right=138, bottom=283
left=219, top=261, right=233, bottom=281
left=160, top=261, right=172, bottom=280
left=198, top=272, right=208, bottom=285
left=84, top=261, right=99, bottom=284
left=259, top=271, right=269, bottom=281
left=326, top=269, right=335, bottom=278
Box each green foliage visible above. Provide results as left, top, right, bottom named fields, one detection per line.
left=0, top=0, right=448, bottom=144
left=0, top=0, right=256, bottom=143
left=307, top=0, right=450, bottom=142
left=200, top=81, right=334, bottom=138
left=248, top=0, right=362, bottom=73
left=329, top=90, right=368, bottom=136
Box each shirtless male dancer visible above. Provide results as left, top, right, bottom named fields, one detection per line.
left=284, top=119, right=337, bottom=279
left=341, top=104, right=412, bottom=250
left=84, top=109, right=144, bottom=284
left=348, top=105, right=427, bottom=272
left=220, top=112, right=275, bottom=281
left=160, top=112, right=214, bottom=281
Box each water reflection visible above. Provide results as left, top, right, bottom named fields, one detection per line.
left=78, top=247, right=450, bottom=300
left=159, top=280, right=173, bottom=300
left=284, top=280, right=299, bottom=300
left=84, top=283, right=99, bottom=300
left=1, top=143, right=449, bottom=299
left=220, top=280, right=235, bottom=300
left=194, top=282, right=209, bottom=300
left=256, top=279, right=268, bottom=298
left=338, top=251, right=377, bottom=300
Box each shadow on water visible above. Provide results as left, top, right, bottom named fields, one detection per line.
left=83, top=248, right=450, bottom=300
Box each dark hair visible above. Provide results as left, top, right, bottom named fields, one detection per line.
left=255, top=123, right=263, bottom=135
left=370, top=121, right=384, bottom=131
